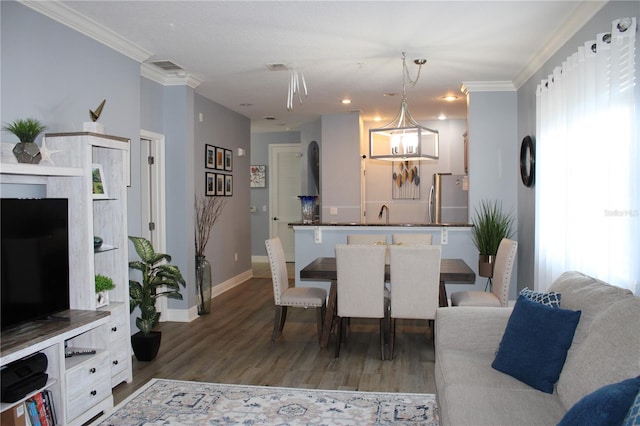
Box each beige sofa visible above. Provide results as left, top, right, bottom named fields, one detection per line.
left=435, top=271, right=640, bottom=426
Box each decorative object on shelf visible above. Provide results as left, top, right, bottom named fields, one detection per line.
left=84, top=99, right=106, bottom=133
left=38, top=137, right=62, bottom=165
left=2, top=118, right=47, bottom=164
left=93, top=236, right=103, bottom=249
left=95, top=274, right=115, bottom=308
left=470, top=199, right=514, bottom=279
left=250, top=165, right=266, bottom=188
left=128, top=236, right=186, bottom=361
left=298, top=195, right=318, bottom=224
left=520, top=135, right=535, bottom=187
left=369, top=52, right=439, bottom=161
left=205, top=144, right=215, bottom=169
left=91, top=164, right=108, bottom=199
left=194, top=195, right=227, bottom=315
left=392, top=160, right=420, bottom=199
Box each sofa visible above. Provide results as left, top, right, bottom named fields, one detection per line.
left=435, top=271, right=640, bottom=426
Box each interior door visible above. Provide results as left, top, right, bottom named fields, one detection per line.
left=269, top=144, right=302, bottom=261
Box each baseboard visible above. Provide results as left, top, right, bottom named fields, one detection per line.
left=164, top=268, right=254, bottom=323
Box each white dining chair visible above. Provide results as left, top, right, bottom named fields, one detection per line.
left=265, top=237, right=327, bottom=344
left=450, top=238, right=518, bottom=307
left=388, top=244, right=441, bottom=359
left=347, top=234, right=389, bottom=264
left=392, top=233, right=433, bottom=245
left=335, top=244, right=388, bottom=360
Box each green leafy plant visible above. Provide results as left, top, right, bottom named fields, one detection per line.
left=2, top=118, right=47, bottom=143
left=95, top=274, right=115, bottom=293
left=128, top=236, right=186, bottom=335
left=470, top=199, right=514, bottom=255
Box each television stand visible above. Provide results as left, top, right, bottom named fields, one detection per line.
left=0, top=310, right=113, bottom=426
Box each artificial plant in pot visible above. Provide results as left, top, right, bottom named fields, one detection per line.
left=128, top=236, right=186, bottom=361
left=2, top=118, right=47, bottom=164
left=470, top=199, right=514, bottom=278
left=95, top=274, right=115, bottom=308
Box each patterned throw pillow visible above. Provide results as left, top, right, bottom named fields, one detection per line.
left=623, top=390, right=640, bottom=426
left=520, top=287, right=562, bottom=308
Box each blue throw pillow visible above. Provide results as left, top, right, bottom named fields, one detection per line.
left=491, top=295, right=581, bottom=393
left=520, top=287, right=562, bottom=308
left=557, top=376, right=640, bottom=426
left=622, top=389, right=640, bottom=426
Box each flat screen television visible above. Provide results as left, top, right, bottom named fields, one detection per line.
left=1, top=198, right=70, bottom=331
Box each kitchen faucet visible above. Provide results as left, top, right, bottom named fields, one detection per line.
left=378, top=204, right=389, bottom=225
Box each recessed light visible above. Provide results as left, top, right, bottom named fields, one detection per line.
left=442, top=95, right=458, bottom=102
left=341, top=99, right=352, bottom=105
left=438, top=113, right=447, bottom=120
left=373, top=116, right=382, bottom=122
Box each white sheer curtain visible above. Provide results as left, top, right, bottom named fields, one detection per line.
left=535, top=17, right=638, bottom=294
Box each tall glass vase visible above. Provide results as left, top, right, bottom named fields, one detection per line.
left=195, top=255, right=212, bottom=315
left=298, top=195, right=318, bottom=224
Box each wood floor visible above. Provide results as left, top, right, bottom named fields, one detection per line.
left=112, top=263, right=437, bottom=405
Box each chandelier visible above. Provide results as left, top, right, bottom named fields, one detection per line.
left=369, top=52, right=439, bottom=161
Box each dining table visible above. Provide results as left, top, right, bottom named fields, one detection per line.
left=300, top=257, right=476, bottom=349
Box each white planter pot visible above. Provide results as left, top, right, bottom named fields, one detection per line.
left=96, top=291, right=109, bottom=308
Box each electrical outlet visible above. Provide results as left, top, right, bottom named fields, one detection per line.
left=441, top=228, right=448, bottom=245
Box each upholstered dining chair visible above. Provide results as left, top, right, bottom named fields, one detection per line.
left=388, top=244, right=441, bottom=359
left=335, top=244, right=388, bottom=360
left=392, top=233, right=433, bottom=245
left=347, top=234, right=389, bottom=263
left=265, top=237, right=327, bottom=344
left=450, top=238, right=518, bottom=307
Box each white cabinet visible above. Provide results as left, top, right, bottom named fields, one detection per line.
left=0, top=132, right=133, bottom=423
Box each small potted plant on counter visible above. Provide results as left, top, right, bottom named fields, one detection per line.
left=470, top=199, right=514, bottom=278
left=2, top=118, right=47, bottom=164
left=128, top=236, right=186, bottom=361
left=95, top=274, right=115, bottom=308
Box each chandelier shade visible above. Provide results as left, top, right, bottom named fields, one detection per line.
left=369, top=53, right=439, bottom=161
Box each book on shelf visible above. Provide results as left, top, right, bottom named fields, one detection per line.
left=24, top=390, right=57, bottom=426
left=25, top=400, right=40, bottom=426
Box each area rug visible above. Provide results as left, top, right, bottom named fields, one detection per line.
left=95, top=378, right=439, bottom=425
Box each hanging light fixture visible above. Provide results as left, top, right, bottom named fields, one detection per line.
left=369, top=52, right=439, bottom=161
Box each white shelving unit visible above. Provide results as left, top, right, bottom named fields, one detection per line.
left=0, top=132, right=133, bottom=423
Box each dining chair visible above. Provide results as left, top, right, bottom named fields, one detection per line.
left=450, top=238, right=518, bottom=307
left=388, top=244, right=441, bottom=359
left=347, top=234, right=389, bottom=264
left=392, top=233, right=433, bottom=245
left=265, top=237, right=327, bottom=344
left=335, top=244, right=388, bottom=360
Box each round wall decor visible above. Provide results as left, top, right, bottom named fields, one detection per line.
left=520, top=135, right=535, bottom=187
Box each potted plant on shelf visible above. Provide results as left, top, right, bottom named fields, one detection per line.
left=128, top=236, right=185, bottom=361
left=470, top=199, right=514, bottom=278
left=95, top=274, right=115, bottom=308
left=2, top=118, right=47, bottom=164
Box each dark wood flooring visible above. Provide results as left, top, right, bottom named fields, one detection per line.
left=112, top=274, right=436, bottom=405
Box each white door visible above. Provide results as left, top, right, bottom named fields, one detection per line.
left=139, top=130, right=168, bottom=317
left=269, top=144, right=302, bottom=261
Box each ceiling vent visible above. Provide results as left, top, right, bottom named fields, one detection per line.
left=266, top=63, right=290, bottom=71
left=149, top=60, right=184, bottom=72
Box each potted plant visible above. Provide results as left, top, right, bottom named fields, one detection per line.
left=95, top=274, right=115, bottom=308
left=2, top=118, right=47, bottom=164
left=128, top=236, right=185, bottom=361
left=470, top=199, right=514, bottom=278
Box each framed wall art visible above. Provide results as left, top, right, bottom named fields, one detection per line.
left=250, top=165, right=266, bottom=188
left=225, top=175, right=233, bottom=196
left=224, top=149, right=232, bottom=172
left=92, top=164, right=108, bottom=199
left=216, top=147, right=225, bottom=170
left=205, top=172, right=216, bottom=196
left=216, top=174, right=225, bottom=195
left=205, top=144, right=215, bottom=169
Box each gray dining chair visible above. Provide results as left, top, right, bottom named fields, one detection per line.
left=265, top=237, right=327, bottom=344
left=389, top=244, right=441, bottom=359
left=335, top=244, right=388, bottom=360
left=450, top=238, right=518, bottom=307
left=392, top=233, right=433, bottom=245
left=347, top=234, right=389, bottom=263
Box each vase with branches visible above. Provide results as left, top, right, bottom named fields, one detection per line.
left=194, top=195, right=227, bottom=314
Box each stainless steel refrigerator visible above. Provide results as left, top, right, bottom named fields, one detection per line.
left=429, top=173, right=469, bottom=224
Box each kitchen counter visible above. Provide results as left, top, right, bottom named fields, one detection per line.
left=289, top=222, right=472, bottom=227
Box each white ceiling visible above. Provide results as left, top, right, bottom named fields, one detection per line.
left=29, top=1, right=606, bottom=133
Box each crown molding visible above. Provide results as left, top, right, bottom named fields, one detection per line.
left=460, top=81, right=516, bottom=94
left=19, top=0, right=152, bottom=63
left=141, top=63, right=202, bottom=89
left=512, top=1, right=608, bottom=89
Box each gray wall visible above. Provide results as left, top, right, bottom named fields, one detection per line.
left=250, top=131, right=301, bottom=257
left=515, top=0, right=640, bottom=288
